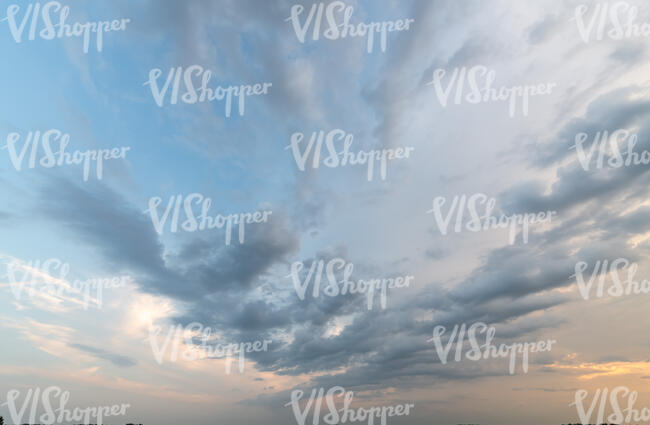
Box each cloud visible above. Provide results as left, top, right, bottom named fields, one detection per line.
left=8, top=4, right=650, bottom=420
left=528, top=14, right=561, bottom=45
left=68, top=343, right=138, bottom=367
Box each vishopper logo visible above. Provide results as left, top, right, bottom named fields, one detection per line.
left=2, top=129, right=130, bottom=181
left=427, top=322, right=556, bottom=374
left=0, top=386, right=130, bottom=425
left=286, top=129, right=414, bottom=182
left=1, top=2, right=130, bottom=53
left=572, top=2, right=650, bottom=43
left=143, top=65, right=272, bottom=116
left=286, top=386, right=414, bottom=425
left=288, top=258, right=414, bottom=310
left=426, top=65, right=556, bottom=118
left=144, top=193, right=273, bottom=245
left=286, top=1, right=414, bottom=54
left=426, top=193, right=557, bottom=245
left=2, top=257, right=130, bottom=310
left=147, top=322, right=271, bottom=374
left=571, top=387, right=650, bottom=424
left=572, top=258, right=650, bottom=300
left=571, top=129, right=650, bottom=171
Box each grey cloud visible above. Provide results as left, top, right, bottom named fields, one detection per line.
left=68, top=342, right=137, bottom=367
left=528, top=14, right=561, bottom=45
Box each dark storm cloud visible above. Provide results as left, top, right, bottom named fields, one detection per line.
left=528, top=88, right=650, bottom=169
left=38, top=177, right=299, bottom=303
left=39, top=177, right=170, bottom=279
left=501, top=88, right=650, bottom=219
left=36, top=173, right=577, bottom=390
left=246, top=89, right=650, bottom=386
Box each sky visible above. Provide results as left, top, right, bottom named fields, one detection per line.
left=1, top=0, right=650, bottom=424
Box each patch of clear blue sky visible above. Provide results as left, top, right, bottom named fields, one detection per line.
left=0, top=1, right=293, bottom=210
left=0, top=0, right=417, bottom=270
